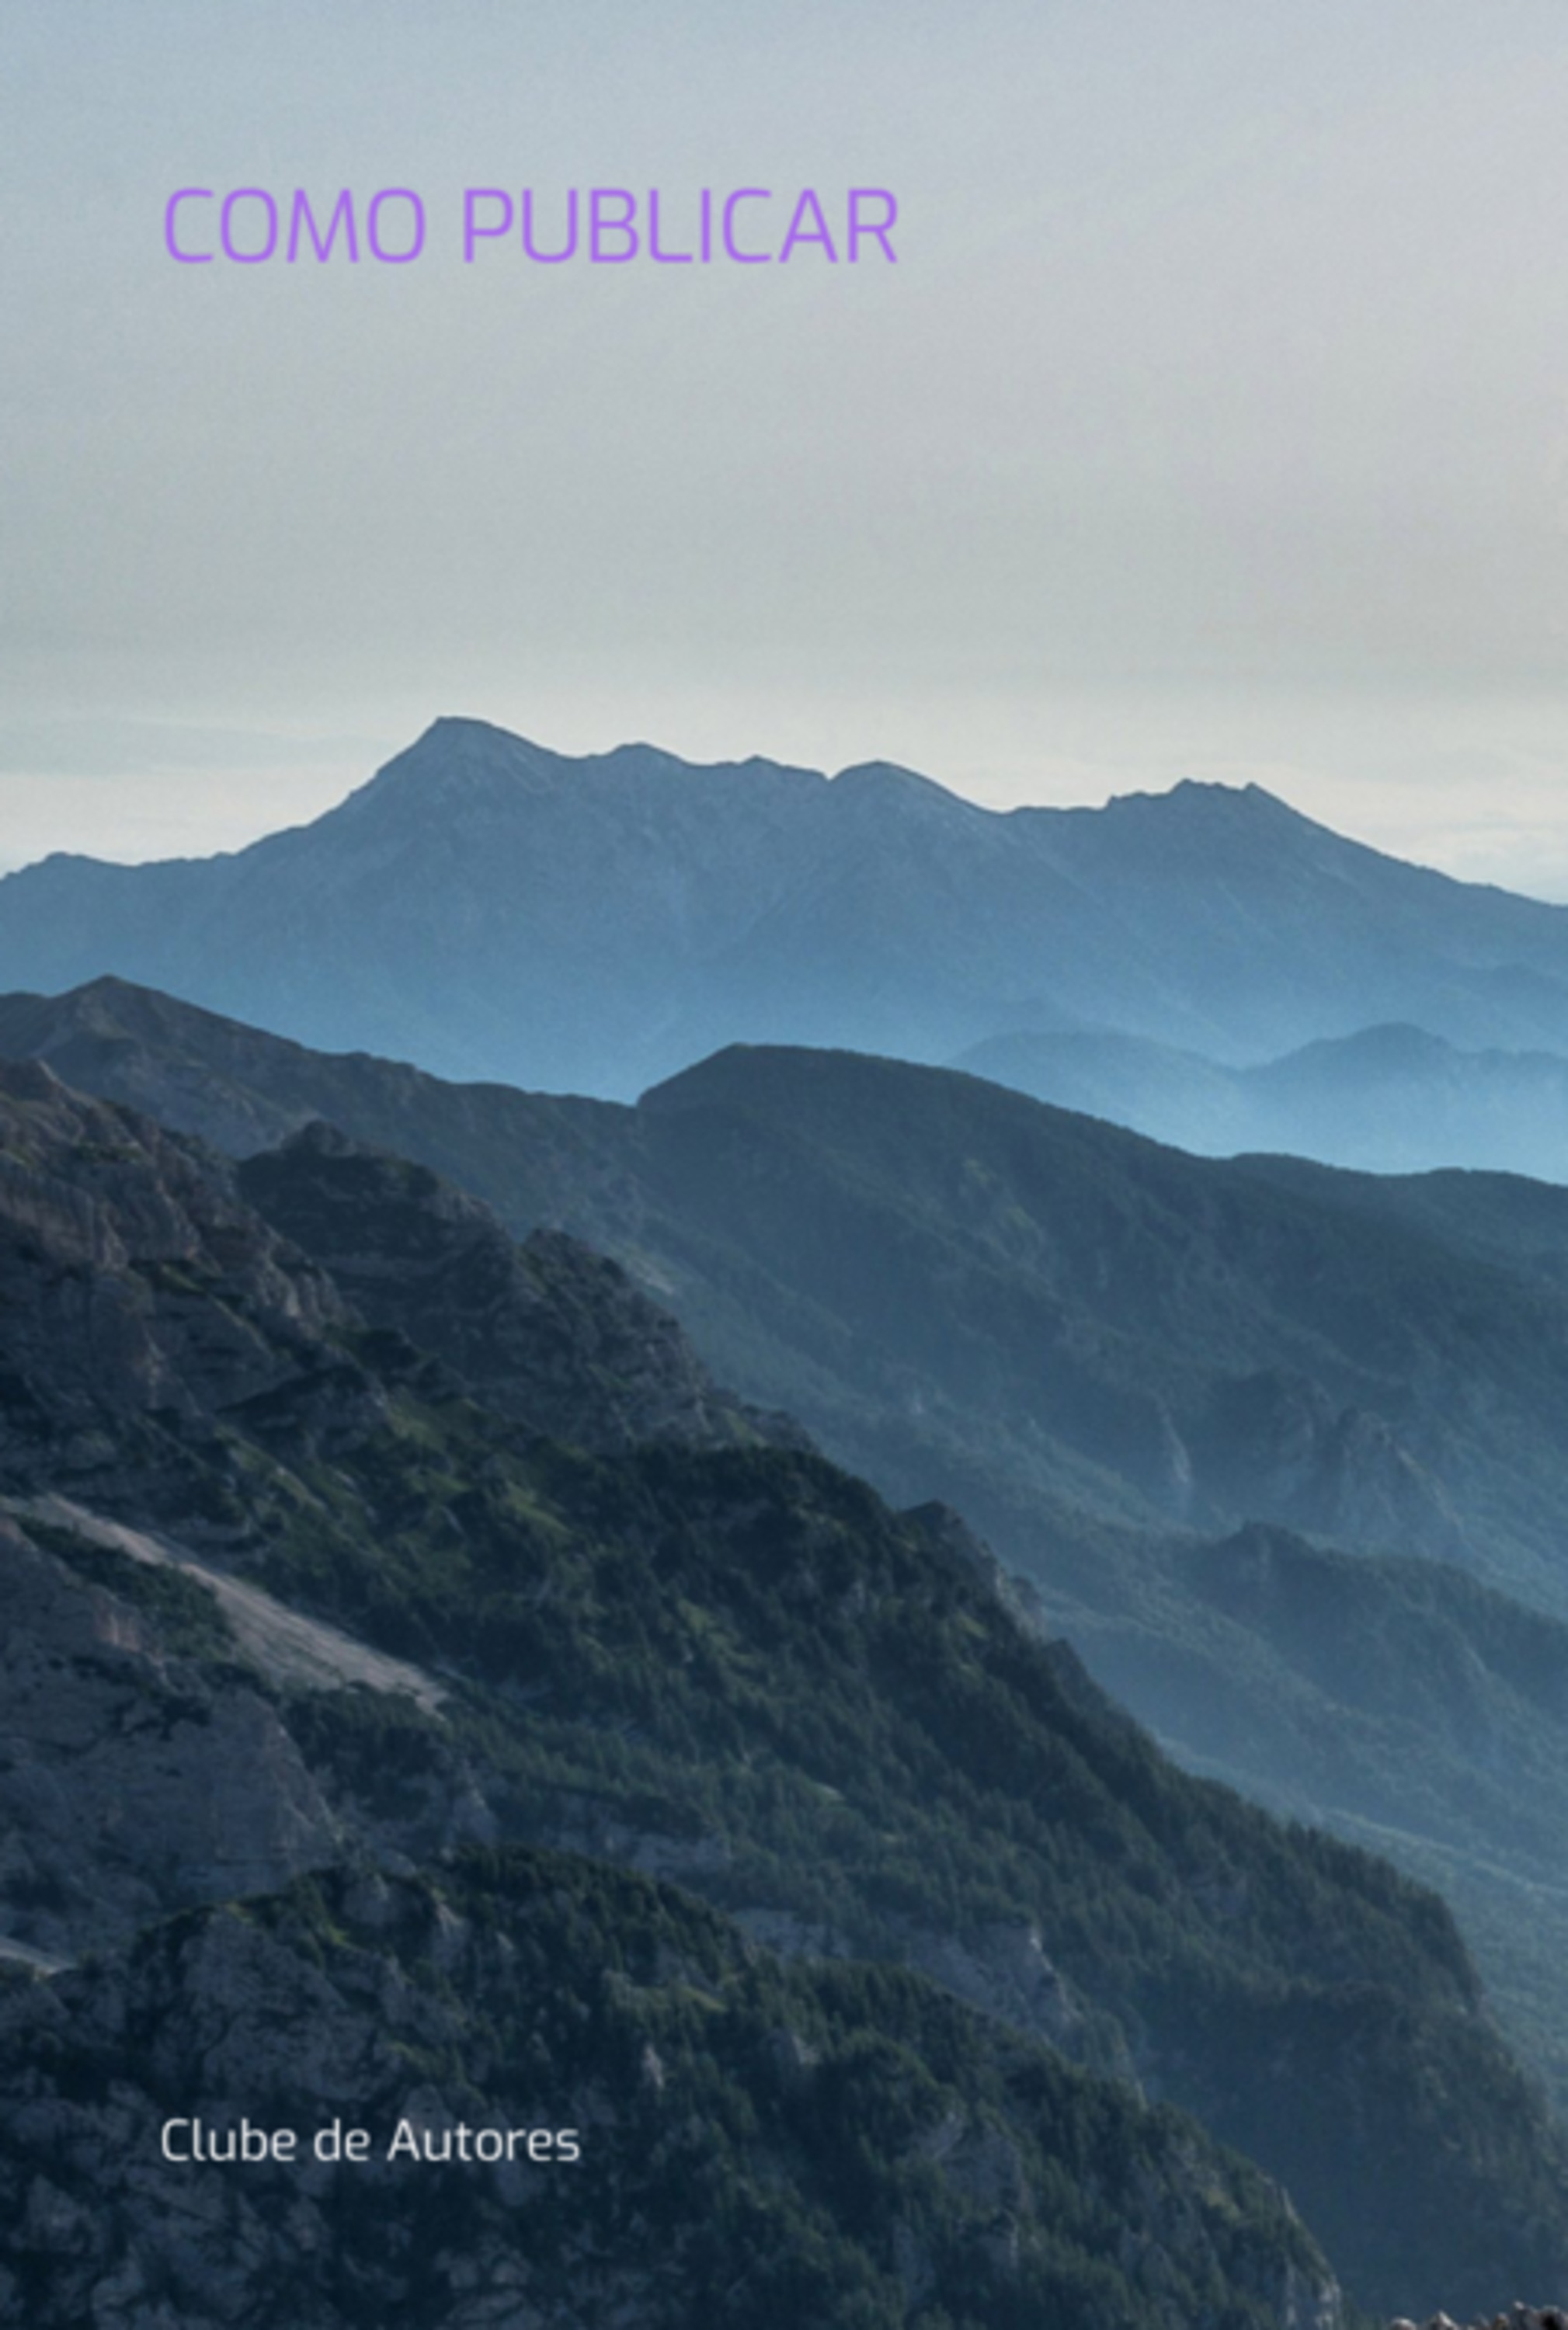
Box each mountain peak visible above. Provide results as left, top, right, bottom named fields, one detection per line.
left=358, top=723, right=825, bottom=816
left=358, top=718, right=572, bottom=803
left=1140, top=777, right=1300, bottom=821
left=418, top=713, right=520, bottom=748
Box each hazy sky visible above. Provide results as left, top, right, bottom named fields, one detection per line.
left=7, top=2, right=1568, bottom=889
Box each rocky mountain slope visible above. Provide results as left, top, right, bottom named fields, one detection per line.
left=235, top=1121, right=801, bottom=1458
left=5, top=717, right=1568, bottom=1108
left=0, top=1848, right=1340, bottom=2330
left=16, top=982, right=1568, bottom=2113
left=18, top=990, right=1563, bottom=1605
left=0, top=1059, right=1560, bottom=2314
left=0, top=1504, right=346, bottom=1956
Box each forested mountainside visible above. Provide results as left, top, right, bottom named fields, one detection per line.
left=14, top=980, right=1568, bottom=2107
left=0, top=1056, right=1561, bottom=2315
left=0, top=1848, right=1337, bottom=2330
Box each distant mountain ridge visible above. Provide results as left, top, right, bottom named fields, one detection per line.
left=953, top=1021, right=1568, bottom=1181
left=6, top=715, right=1568, bottom=1111
left=9, top=978, right=1568, bottom=1605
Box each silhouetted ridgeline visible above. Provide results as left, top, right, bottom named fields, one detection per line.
left=5, top=718, right=1568, bottom=1178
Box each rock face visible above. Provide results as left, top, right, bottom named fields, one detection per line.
left=0, top=1063, right=797, bottom=1528
left=0, top=1484, right=475, bottom=1965
left=0, top=1070, right=812, bottom=1967
left=1194, top=1367, right=1470, bottom=1562
left=236, top=1122, right=803, bottom=1455
left=0, top=1511, right=344, bottom=1956
left=0, top=1058, right=362, bottom=1524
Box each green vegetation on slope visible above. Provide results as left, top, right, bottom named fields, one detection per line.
left=3, top=1054, right=1566, bottom=2315
left=0, top=1845, right=1333, bottom=2330
left=182, top=1367, right=1568, bottom=2318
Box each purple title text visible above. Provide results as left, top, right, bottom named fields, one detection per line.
left=164, top=187, right=899, bottom=266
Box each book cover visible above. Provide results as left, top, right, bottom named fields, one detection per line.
left=3, top=9, right=1567, bottom=2326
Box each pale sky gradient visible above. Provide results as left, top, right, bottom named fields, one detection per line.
left=7, top=3, right=1568, bottom=889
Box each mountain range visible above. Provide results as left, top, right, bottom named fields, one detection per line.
left=10, top=718, right=1568, bottom=2318
left=12, top=975, right=1568, bottom=2128
left=954, top=1021, right=1568, bottom=1181
left=14, top=976, right=1568, bottom=1597
left=2, top=1052, right=1509, bottom=2322
left=5, top=718, right=1568, bottom=1184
